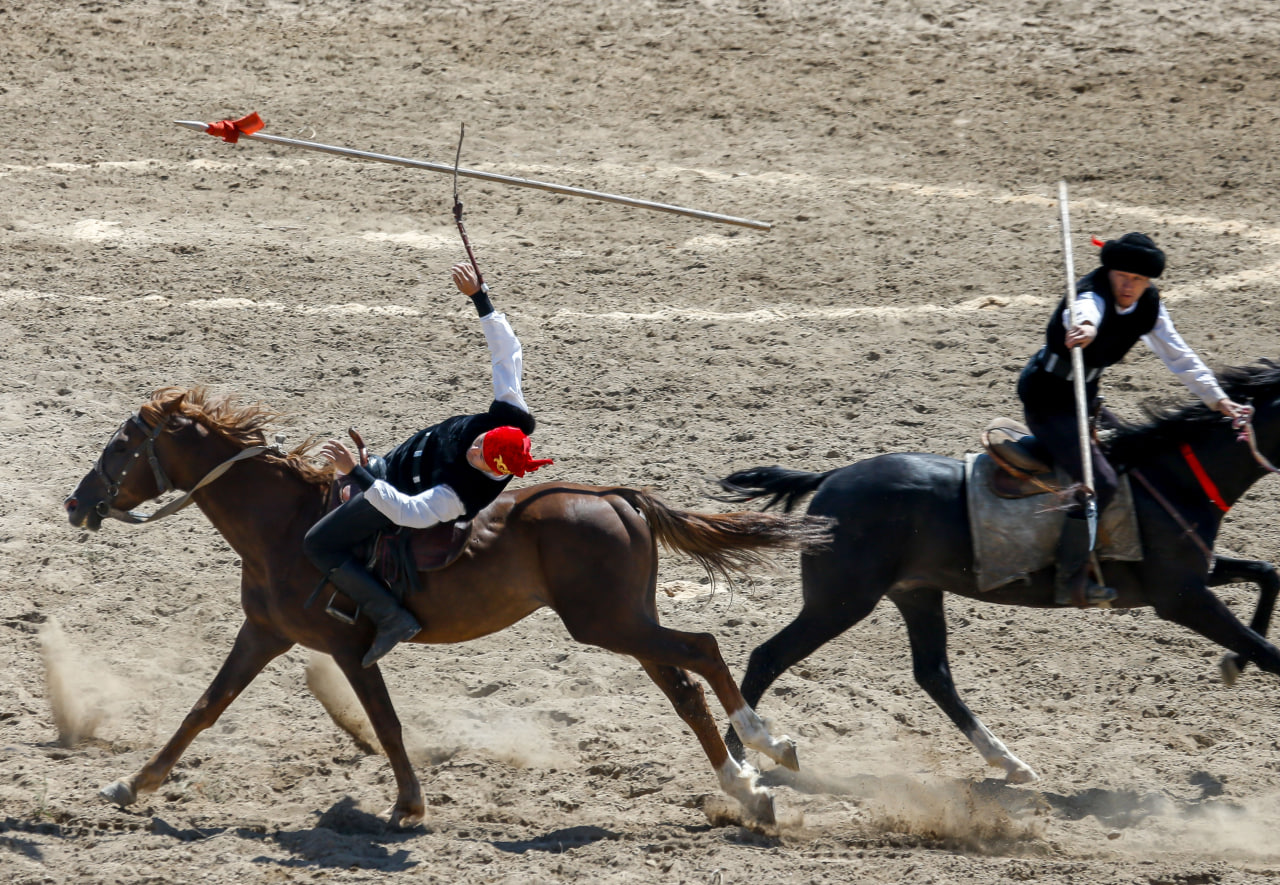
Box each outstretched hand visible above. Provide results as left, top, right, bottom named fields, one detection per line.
left=451, top=262, right=482, bottom=297
left=319, top=439, right=357, bottom=475
left=1217, top=398, right=1254, bottom=428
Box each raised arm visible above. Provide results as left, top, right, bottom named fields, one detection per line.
left=451, top=262, right=529, bottom=414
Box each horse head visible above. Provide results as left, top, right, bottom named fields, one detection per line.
left=64, top=390, right=200, bottom=530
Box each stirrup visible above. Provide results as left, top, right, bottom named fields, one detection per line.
left=325, top=592, right=360, bottom=625
left=1055, top=581, right=1117, bottom=608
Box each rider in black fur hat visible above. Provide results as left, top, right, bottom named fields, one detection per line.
left=1018, top=232, right=1251, bottom=606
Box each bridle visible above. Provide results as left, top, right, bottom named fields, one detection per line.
left=91, top=414, right=174, bottom=523
left=90, top=412, right=272, bottom=525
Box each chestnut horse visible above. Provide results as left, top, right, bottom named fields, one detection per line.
left=64, top=387, right=830, bottom=826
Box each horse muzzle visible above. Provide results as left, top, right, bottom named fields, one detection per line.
left=64, top=493, right=104, bottom=531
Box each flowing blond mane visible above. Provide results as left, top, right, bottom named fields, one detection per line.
left=140, top=386, right=333, bottom=486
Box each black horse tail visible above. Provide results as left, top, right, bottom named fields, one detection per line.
left=714, top=465, right=836, bottom=513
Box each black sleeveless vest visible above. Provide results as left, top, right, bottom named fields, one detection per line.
left=1045, top=268, right=1161, bottom=370
left=381, top=400, right=537, bottom=519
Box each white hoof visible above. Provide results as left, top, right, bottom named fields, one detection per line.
left=741, top=787, right=777, bottom=825
left=729, top=708, right=800, bottom=770
left=716, top=758, right=777, bottom=824
left=100, top=779, right=137, bottom=807
left=1220, top=654, right=1242, bottom=688
left=383, top=804, right=425, bottom=829
left=1003, top=761, right=1039, bottom=785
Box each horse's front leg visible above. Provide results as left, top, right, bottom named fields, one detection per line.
left=1207, top=556, right=1280, bottom=685
left=1152, top=579, right=1280, bottom=680
left=101, top=619, right=292, bottom=807
left=330, top=654, right=424, bottom=828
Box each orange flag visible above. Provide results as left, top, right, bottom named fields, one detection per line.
left=205, top=112, right=264, bottom=144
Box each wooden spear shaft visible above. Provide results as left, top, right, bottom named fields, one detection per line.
left=1057, top=180, right=1098, bottom=535
left=174, top=120, right=772, bottom=230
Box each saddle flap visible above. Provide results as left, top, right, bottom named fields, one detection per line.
left=989, top=468, right=1062, bottom=499
left=407, top=519, right=473, bottom=572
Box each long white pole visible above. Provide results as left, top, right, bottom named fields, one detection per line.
left=174, top=120, right=772, bottom=231
left=1057, top=181, right=1097, bottom=518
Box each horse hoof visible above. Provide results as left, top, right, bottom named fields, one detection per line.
left=745, top=790, right=777, bottom=826
left=777, top=737, right=800, bottom=772
left=1220, top=654, right=1242, bottom=688
left=1005, top=764, right=1039, bottom=785
left=385, top=804, right=425, bottom=829
left=99, top=780, right=136, bottom=807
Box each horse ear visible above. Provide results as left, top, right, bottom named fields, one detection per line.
left=167, top=412, right=202, bottom=435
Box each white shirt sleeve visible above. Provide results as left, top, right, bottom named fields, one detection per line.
left=1060, top=290, right=1104, bottom=329
left=363, top=479, right=466, bottom=529
left=1141, top=304, right=1227, bottom=406
left=481, top=311, right=530, bottom=413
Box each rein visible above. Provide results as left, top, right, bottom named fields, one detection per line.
left=95, top=413, right=272, bottom=525
left=1129, top=409, right=1277, bottom=570
left=1240, top=413, right=1280, bottom=475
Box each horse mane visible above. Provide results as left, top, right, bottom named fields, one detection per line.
left=1105, top=358, right=1280, bottom=468
left=140, top=386, right=334, bottom=486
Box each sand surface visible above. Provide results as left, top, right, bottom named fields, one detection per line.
left=3, top=1, right=1280, bottom=882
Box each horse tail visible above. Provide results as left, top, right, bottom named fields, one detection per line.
left=713, top=465, right=835, bottom=513
left=611, top=487, right=833, bottom=589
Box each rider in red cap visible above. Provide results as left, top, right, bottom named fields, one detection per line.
left=304, top=262, right=553, bottom=667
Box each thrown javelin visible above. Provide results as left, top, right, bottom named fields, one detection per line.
left=175, top=113, right=773, bottom=230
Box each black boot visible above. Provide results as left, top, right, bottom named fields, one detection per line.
left=327, top=559, right=422, bottom=667
left=1053, top=516, right=1117, bottom=607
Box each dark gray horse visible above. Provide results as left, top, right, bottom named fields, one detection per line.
left=717, top=360, right=1280, bottom=782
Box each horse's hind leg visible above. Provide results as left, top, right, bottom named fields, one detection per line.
left=1207, top=556, right=1280, bottom=685
left=100, top=619, right=292, bottom=807
left=889, top=587, right=1038, bottom=784
left=563, top=610, right=799, bottom=772
left=638, top=660, right=776, bottom=824
left=330, top=653, right=425, bottom=828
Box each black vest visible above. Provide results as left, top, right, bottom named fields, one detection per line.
left=1045, top=267, right=1161, bottom=370
left=1020, top=268, right=1161, bottom=413
left=381, top=400, right=537, bottom=518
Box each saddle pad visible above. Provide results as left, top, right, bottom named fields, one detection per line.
left=964, top=453, right=1143, bottom=593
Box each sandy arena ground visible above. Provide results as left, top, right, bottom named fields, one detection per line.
left=3, top=1, right=1280, bottom=882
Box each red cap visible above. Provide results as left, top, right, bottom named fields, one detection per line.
left=481, top=426, right=553, bottom=478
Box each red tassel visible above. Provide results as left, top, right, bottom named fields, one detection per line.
left=1091, top=236, right=1106, bottom=248
left=204, top=112, right=265, bottom=144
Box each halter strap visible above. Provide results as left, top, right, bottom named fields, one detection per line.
left=1180, top=442, right=1230, bottom=513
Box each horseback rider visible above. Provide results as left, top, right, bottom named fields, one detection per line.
left=1017, top=232, right=1251, bottom=606
left=303, top=262, right=553, bottom=667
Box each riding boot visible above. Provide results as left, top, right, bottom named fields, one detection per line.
left=1053, top=516, right=1118, bottom=607
left=326, top=559, right=422, bottom=667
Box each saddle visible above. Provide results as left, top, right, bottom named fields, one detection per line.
left=327, top=470, right=474, bottom=581
left=967, top=417, right=1143, bottom=594
left=980, top=417, right=1066, bottom=498
left=315, top=431, right=475, bottom=624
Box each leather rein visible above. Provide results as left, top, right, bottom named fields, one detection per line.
left=92, top=413, right=272, bottom=525
left=1131, top=408, right=1279, bottom=568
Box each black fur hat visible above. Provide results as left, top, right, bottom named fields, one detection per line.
left=1099, top=232, right=1165, bottom=279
